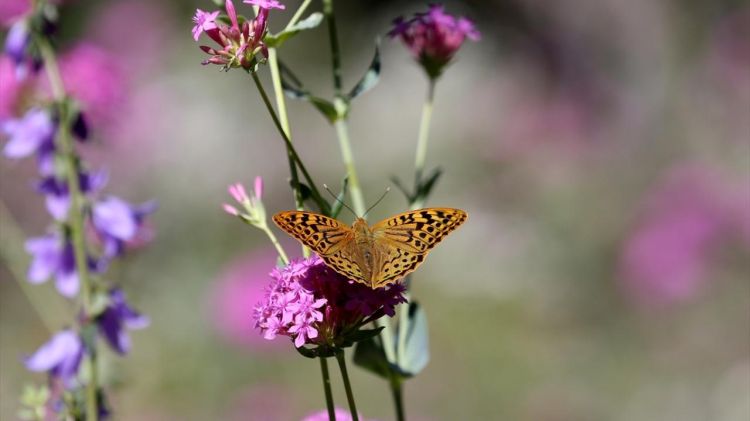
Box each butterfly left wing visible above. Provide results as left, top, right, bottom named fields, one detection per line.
left=369, top=208, right=467, bottom=287
left=272, top=211, right=367, bottom=284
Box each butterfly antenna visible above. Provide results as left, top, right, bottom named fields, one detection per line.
left=363, top=187, right=390, bottom=218
left=323, top=184, right=357, bottom=218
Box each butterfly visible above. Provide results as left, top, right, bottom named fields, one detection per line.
left=272, top=208, right=467, bottom=289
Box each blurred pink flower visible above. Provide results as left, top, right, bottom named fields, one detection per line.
left=0, top=0, right=30, bottom=27
left=209, top=249, right=285, bottom=350
left=87, top=0, right=171, bottom=78
left=52, top=43, right=128, bottom=128
left=0, top=57, right=25, bottom=118
left=619, top=164, right=745, bottom=306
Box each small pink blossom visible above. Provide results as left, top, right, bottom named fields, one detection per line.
left=192, top=9, right=220, bottom=41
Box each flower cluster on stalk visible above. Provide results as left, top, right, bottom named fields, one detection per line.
left=2, top=3, right=153, bottom=419
left=254, top=256, right=407, bottom=349
left=389, top=4, right=480, bottom=79
left=192, top=0, right=285, bottom=71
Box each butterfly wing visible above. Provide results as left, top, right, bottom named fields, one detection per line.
left=272, top=211, right=366, bottom=284
left=370, top=208, right=467, bottom=287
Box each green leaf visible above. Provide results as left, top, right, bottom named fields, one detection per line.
left=266, top=13, right=324, bottom=48
left=347, top=41, right=381, bottom=100
left=353, top=337, right=392, bottom=379
left=397, top=301, right=430, bottom=376
left=279, top=61, right=340, bottom=123
left=291, top=180, right=313, bottom=201
left=295, top=345, right=319, bottom=359
left=345, top=326, right=385, bottom=346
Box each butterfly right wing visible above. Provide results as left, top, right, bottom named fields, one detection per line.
left=272, top=211, right=366, bottom=284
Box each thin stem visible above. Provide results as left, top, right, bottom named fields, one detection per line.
left=268, top=47, right=310, bottom=258
left=319, top=357, right=336, bottom=421
left=412, top=79, right=436, bottom=210
left=390, top=377, right=405, bottom=421
left=284, top=0, right=313, bottom=31
left=321, top=0, right=367, bottom=216
left=260, top=224, right=289, bottom=264
left=333, top=116, right=366, bottom=216
left=250, top=71, right=327, bottom=213
left=39, top=38, right=99, bottom=421
left=335, top=349, right=359, bottom=421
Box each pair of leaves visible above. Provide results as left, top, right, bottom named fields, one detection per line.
left=353, top=301, right=430, bottom=379
left=280, top=42, right=381, bottom=123
left=391, top=167, right=443, bottom=207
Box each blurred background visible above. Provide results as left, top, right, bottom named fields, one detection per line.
left=1, top=0, right=748, bottom=419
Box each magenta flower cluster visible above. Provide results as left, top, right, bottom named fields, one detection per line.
left=254, top=256, right=407, bottom=348
left=389, top=4, right=480, bottom=78
left=192, top=0, right=284, bottom=70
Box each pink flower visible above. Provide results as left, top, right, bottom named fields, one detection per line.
left=389, top=5, right=480, bottom=78
left=243, top=0, right=285, bottom=10
left=196, top=0, right=276, bottom=70
left=192, top=9, right=220, bottom=41
left=619, top=164, right=745, bottom=306
left=254, top=256, right=406, bottom=348
left=0, top=0, right=30, bottom=27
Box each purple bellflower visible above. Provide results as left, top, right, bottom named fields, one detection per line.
left=4, top=19, right=33, bottom=79
left=91, top=197, right=157, bottom=259
left=97, top=288, right=149, bottom=355
left=24, top=329, right=84, bottom=387
left=1, top=107, right=55, bottom=166
left=37, top=169, right=108, bottom=221
left=389, top=4, right=480, bottom=79
left=25, top=232, right=81, bottom=298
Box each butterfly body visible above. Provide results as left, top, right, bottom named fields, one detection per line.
left=273, top=208, right=467, bottom=289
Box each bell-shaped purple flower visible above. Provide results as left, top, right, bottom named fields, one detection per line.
left=25, top=232, right=80, bottom=298
left=97, top=288, right=149, bottom=355
left=91, top=196, right=157, bottom=259
left=4, top=19, right=33, bottom=79
left=24, top=329, right=84, bottom=387
left=1, top=107, right=55, bottom=163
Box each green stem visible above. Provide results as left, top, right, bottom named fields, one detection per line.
left=322, top=0, right=366, bottom=216
left=250, top=71, right=327, bottom=213
left=319, top=357, right=336, bottom=421
left=39, top=38, right=99, bottom=421
left=268, top=47, right=310, bottom=258
left=333, top=115, right=366, bottom=216
left=260, top=224, right=289, bottom=264
left=411, top=79, right=436, bottom=210
left=335, top=349, right=359, bottom=421
left=390, top=377, right=405, bottom=421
